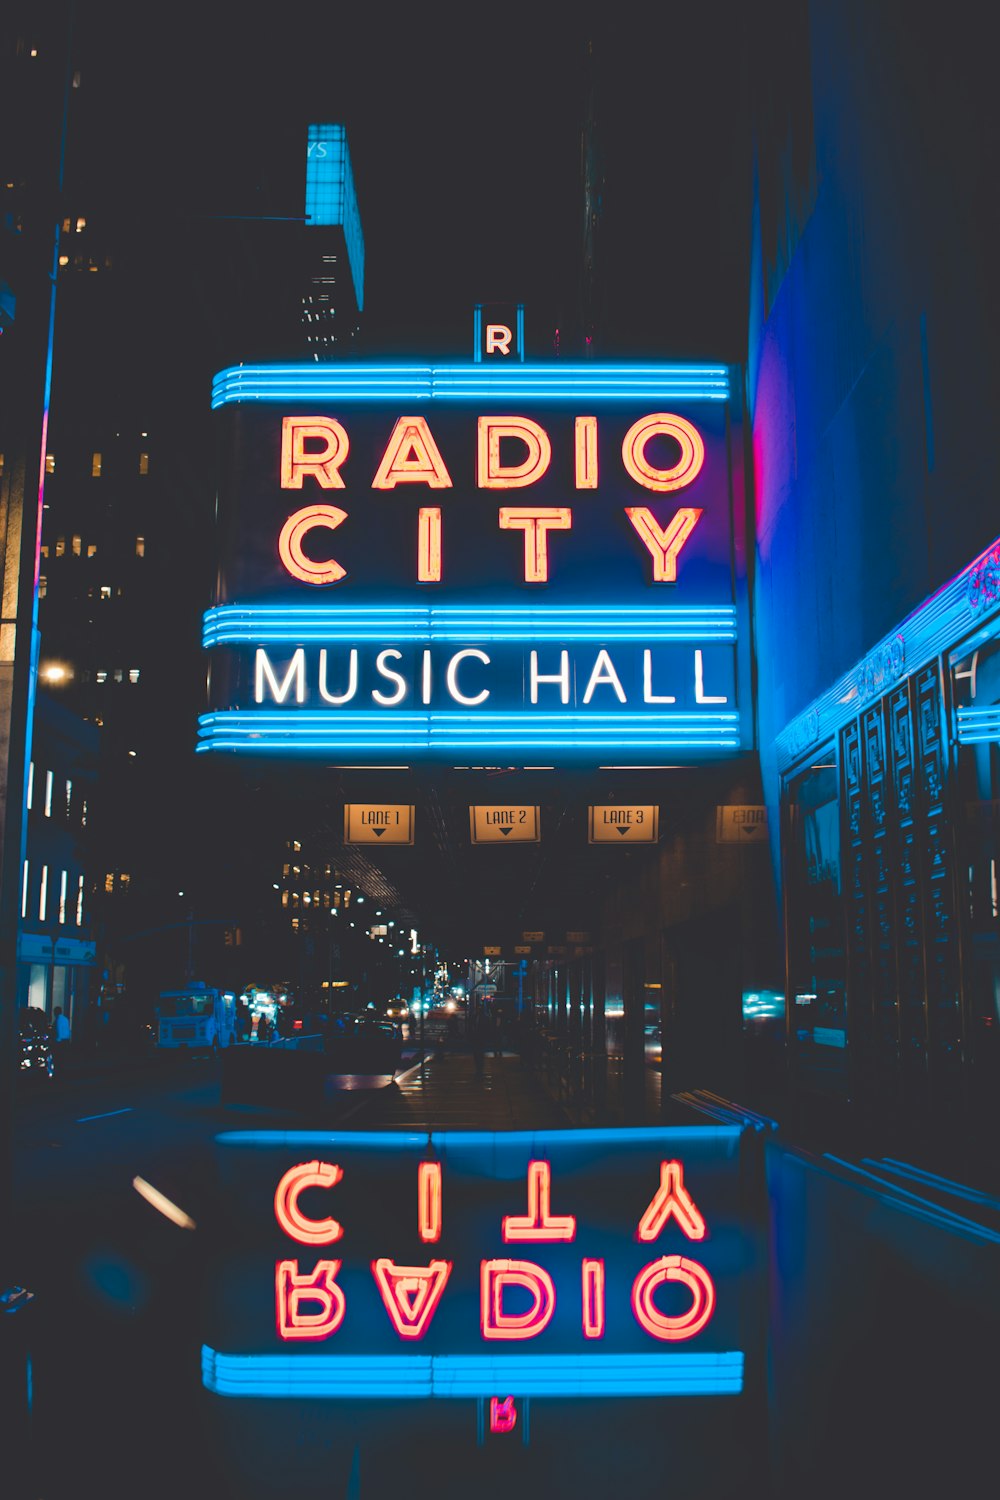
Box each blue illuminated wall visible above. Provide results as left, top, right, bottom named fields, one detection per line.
left=306, top=124, right=364, bottom=311
left=748, top=3, right=999, bottom=821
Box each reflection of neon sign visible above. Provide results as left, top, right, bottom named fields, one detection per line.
left=273, top=1156, right=716, bottom=1344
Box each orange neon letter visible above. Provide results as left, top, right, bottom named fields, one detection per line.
left=485, top=324, right=513, bottom=356
left=276, top=1259, right=346, bottom=1341
left=478, top=417, right=552, bottom=488
left=274, top=1161, right=343, bottom=1245
left=636, top=1160, right=707, bottom=1242
left=481, top=1259, right=556, bottom=1340
left=621, top=413, right=704, bottom=492
left=502, top=1160, right=576, bottom=1242
left=371, top=1259, right=452, bottom=1340
left=418, top=1161, right=442, bottom=1243
left=499, top=507, right=572, bottom=583
left=575, top=416, right=598, bottom=488
left=372, top=417, right=453, bottom=489
left=490, top=1396, right=518, bottom=1432
left=631, top=1255, right=715, bottom=1341
left=417, top=507, right=442, bottom=582
left=625, top=506, right=701, bottom=582
left=278, top=505, right=348, bottom=586
left=582, top=1258, right=606, bottom=1339
left=281, top=416, right=350, bottom=489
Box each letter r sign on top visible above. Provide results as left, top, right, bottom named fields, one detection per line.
left=474, top=303, right=524, bottom=362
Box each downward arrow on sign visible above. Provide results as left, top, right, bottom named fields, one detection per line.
left=618, top=826, right=630, bottom=836
left=372, top=828, right=386, bottom=837
left=499, top=827, right=512, bottom=837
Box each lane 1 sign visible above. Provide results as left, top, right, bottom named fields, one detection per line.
left=588, top=805, right=659, bottom=844
left=470, top=806, right=540, bottom=844
left=344, top=804, right=415, bottom=845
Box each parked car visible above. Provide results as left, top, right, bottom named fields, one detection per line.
left=18, top=1007, right=55, bottom=1081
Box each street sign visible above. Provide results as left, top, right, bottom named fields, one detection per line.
left=588, top=805, right=659, bottom=843
left=469, top=805, right=540, bottom=844
left=513, top=944, right=532, bottom=956
left=716, top=805, right=768, bottom=843
left=521, top=930, right=544, bottom=942
left=344, top=804, right=415, bottom=844
left=547, top=945, right=568, bottom=957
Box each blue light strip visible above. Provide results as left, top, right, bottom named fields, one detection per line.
left=956, top=707, right=1000, bottom=744
left=203, top=604, right=738, bottom=648
left=201, top=1347, right=745, bottom=1399
left=214, top=1125, right=742, bottom=1148
left=196, top=711, right=742, bottom=754
left=210, top=363, right=731, bottom=409
left=776, top=530, right=1000, bottom=770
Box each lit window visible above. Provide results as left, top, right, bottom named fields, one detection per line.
left=62, top=218, right=71, bottom=233
left=45, top=454, right=55, bottom=473
left=128, top=668, right=139, bottom=683
left=135, top=536, right=145, bottom=557
left=91, top=452, right=101, bottom=477
left=58, top=869, right=68, bottom=924
left=44, top=769, right=53, bottom=817
left=104, top=872, right=114, bottom=893
left=87, top=544, right=96, bottom=557
left=39, top=865, right=49, bottom=920
left=22, top=861, right=29, bottom=920
left=55, top=537, right=65, bottom=557
left=26, top=761, right=34, bottom=810
left=40, top=544, right=48, bottom=558
left=292, top=840, right=301, bottom=852
left=76, top=874, right=84, bottom=925
left=0, top=453, right=5, bottom=474
left=71, top=534, right=81, bottom=555
left=138, top=452, right=149, bottom=475
left=65, top=778, right=72, bottom=814
left=281, top=891, right=289, bottom=907
left=38, top=576, right=47, bottom=597
left=119, top=873, right=130, bottom=890
left=96, top=671, right=107, bottom=684
left=58, top=255, right=69, bottom=267
left=76, top=216, right=86, bottom=232
left=291, top=917, right=300, bottom=932
left=113, top=668, right=122, bottom=683
left=100, top=585, right=111, bottom=599
left=81, top=798, right=87, bottom=827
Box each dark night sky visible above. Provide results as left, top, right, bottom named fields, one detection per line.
left=76, top=1, right=753, bottom=363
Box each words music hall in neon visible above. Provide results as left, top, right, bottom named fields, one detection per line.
left=272, top=1157, right=716, bottom=1343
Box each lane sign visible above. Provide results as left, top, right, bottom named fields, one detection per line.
left=588, top=805, right=659, bottom=844
left=344, top=804, right=415, bottom=844
left=470, top=806, right=540, bottom=844
left=483, top=946, right=502, bottom=957
left=513, top=945, right=532, bottom=956
left=716, top=805, right=768, bottom=843
left=522, top=930, right=544, bottom=943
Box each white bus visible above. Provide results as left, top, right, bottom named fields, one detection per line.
left=156, top=984, right=237, bottom=1052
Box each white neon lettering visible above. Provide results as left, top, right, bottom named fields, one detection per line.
left=582, top=649, right=626, bottom=705
left=530, top=650, right=570, bottom=705
left=694, top=649, right=727, bottom=704
left=255, top=648, right=306, bottom=705
left=485, top=324, right=513, bottom=355
left=643, top=649, right=676, bottom=704
left=421, top=649, right=433, bottom=705
left=372, top=649, right=408, bottom=706
left=446, top=649, right=491, bottom=706
left=319, top=649, right=358, bottom=705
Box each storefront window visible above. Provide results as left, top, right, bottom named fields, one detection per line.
left=786, top=756, right=847, bottom=1083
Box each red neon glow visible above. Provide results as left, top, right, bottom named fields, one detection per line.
left=502, top=1160, right=576, bottom=1242
left=636, top=1160, right=707, bottom=1242
left=481, top=1259, right=556, bottom=1340
left=625, top=506, right=701, bottom=582
left=621, top=413, right=705, bottom=492
left=582, top=1258, right=606, bottom=1339
left=371, top=1259, right=453, bottom=1340
left=631, top=1255, right=715, bottom=1341
left=275, top=1258, right=345, bottom=1341
left=575, top=416, right=598, bottom=488
left=490, top=1396, right=518, bottom=1433
left=278, top=505, right=348, bottom=586
left=280, top=416, right=350, bottom=489
left=273, top=1160, right=343, bottom=1245
left=372, top=416, right=453, bottom=489
left=418, top=1161, right=442, bottom=1242
left=498, top=507, right=572, bottom=583
left=478, top=416, right=552, bottom=489
left=417, top=507, right=442, bottom=582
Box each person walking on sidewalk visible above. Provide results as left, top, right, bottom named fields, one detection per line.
left=51, top=1006, right=71, bottom=1067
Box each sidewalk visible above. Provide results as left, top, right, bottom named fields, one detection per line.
left=377, top=1048, right=569, bottom=1132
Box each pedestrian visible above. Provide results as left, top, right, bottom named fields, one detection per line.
left=51, top=1005, right=71, bottom=1066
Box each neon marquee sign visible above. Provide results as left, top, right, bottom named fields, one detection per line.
left=201, top=1127, right=750, bottom=1402
left=200, top=364, right=748, bottom=761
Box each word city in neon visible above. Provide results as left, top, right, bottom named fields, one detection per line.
left=276, top=413, right=707, bottom=586
left=274, top=1157, right=716, bottom=1343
